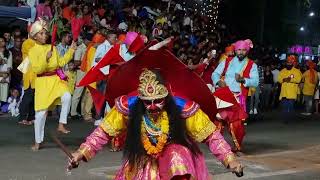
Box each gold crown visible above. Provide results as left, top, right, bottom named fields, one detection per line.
left=138, top=69, right=168, bottom=100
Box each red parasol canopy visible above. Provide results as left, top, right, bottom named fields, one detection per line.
left=105, top=42, right=217, bottom=121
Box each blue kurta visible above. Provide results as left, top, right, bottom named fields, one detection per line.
left=212, top=57, right=259, bottom=92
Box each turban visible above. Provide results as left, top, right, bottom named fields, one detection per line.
left=287, top=55, right=297, bottom=64
left=30, top=18, right=48, bottom=38
left=225, top=45, right=235, bottom=53
left=92, top=33, right=106, bottom=44
left=233, top=39, right=253, bottom=51
left=80, top=33, right=105, bottom=72
left=124, top=32, right=138, bottom=46
left=306, top=60, right=316, bottom=69
left=306, top=60, right=316, bottom=84
left=118, top=34, right=126, bottom=44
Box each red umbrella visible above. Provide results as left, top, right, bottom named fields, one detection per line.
left=105, top=42, right=217, bottom=121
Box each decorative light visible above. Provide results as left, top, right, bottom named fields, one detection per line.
left=309, top=12, right=315, bottom=17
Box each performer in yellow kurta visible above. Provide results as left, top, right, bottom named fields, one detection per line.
left=28, top=19, right=76, bottom=150
left=301, top=60, right=318, bottom=115
left=278, top=55, right=302, bottom=123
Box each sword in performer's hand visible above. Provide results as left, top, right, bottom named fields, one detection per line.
left=51, top=134, right=79, bottom=173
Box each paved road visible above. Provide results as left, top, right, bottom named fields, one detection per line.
left=0, top=111, right=319, bottom=180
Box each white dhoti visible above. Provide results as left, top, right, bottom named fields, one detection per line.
left=34, top=92, right=71, bottom=143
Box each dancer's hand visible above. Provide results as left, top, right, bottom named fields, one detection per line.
left=71, top=151, right=83, bottom=163
left=67, top=151, right=83, bottom=170
left=46, top=51, right=52, bottom=62
left=283, top=77, right=291, bottom=83
left=229, top=160, right=244, bottom=177
left=70, top=41, right=77, bottom=50
left=217, top=80, right=227, bottom=87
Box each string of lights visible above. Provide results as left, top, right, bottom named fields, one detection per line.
left=193, top=0, right=221, bottom=31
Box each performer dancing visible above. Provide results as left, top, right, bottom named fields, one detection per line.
left=70, top=69, right=243, bottom=179
left=212, top=39, right=259, bottom=155
left=28, top=19, right=76, bottom=151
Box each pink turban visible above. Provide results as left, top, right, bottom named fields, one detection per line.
left=233, top=39, right=253, bottom=51
left=124, top=32, right=139, bottom=46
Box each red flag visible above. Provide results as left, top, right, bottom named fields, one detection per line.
left=78, top=44, right=124, bottom=87
left=51, top=24, right=58, bottom=51
left=87, top=86, right=106, bottom=114
left=71, top=17, right=84, bottom=41
left=128, top=35, right=145, bottom=53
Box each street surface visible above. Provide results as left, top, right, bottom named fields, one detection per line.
left=0, top=111, right=319, bottom=180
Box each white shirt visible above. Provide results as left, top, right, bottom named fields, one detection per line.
left=74, top=43, right=87, bottom=61
left=92, top=40, right=113, bottom=67
left=271, top=69, right=280, bottom=83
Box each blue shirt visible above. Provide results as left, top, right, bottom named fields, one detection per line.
left=120, top=44, right=135, bottom=62
left=212, top=57, right=259, bottom=92
left=56, top=43, right=69, bottom=57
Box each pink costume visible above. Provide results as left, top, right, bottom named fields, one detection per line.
left=78, top=95, right=236, bottom=179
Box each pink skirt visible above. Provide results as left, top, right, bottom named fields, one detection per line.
left=114, top=144, right=211, bottom=180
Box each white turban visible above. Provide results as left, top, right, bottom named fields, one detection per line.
left=30, top=18, right=48, bottom=37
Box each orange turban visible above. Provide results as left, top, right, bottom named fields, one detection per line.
left=225, top=45, right=235, bottom=53
left=118, top=34, right=126, bottom=44
left=306, top=60, right=315, bottom=69
left=287, top=55, right=297, bottom=64
left=80, top=33, right=106, bottom=72
left=92, top=33, right=106, bottom=44
left=306, top=60, right=316, bottom=84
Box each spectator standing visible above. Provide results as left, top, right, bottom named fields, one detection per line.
left=18, top=34, right=36, bottom=125
left=56, top=31, right=72, bottom=57
left=70, top=35, right=90, bottom=119
left=271, top=64, right=280, bottom=107
left=36, top=0, right=53, bottom=20
left=9, top=36, right=23, bottom=89
left=0, top=36, right=13, bottom=105
left=262, top=65, right=274, bottom=111
left=278, top=55, right=302, bottom=123
left=301, top=61, right=318, bottom=115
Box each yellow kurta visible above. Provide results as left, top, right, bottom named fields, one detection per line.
left=100, top=107, right=216, bottom=143
left=219, top=54, right=228, bottom=63
left=29, top=43, right=74, bottom=111
left=66, top=71, right=76, bottom=94
left=21, top=38, right=36, bottom=90
left=302, top=70, right=318, bottom=96
left=278, top=67, right=302, bottom=100
left=86, top=46, right=97, bottom=88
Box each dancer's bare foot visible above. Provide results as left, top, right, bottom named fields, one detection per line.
left=18, top=120, right=29, bottom=125
left=31, top=143, right=41, bottom=151
left=57, top=124, right=70, bottom=134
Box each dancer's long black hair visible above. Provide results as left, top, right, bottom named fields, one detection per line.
left=123, top=71, right=201, bottom=166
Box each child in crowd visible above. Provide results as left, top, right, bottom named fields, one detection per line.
left=7, top=88, right=21, bottom=117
